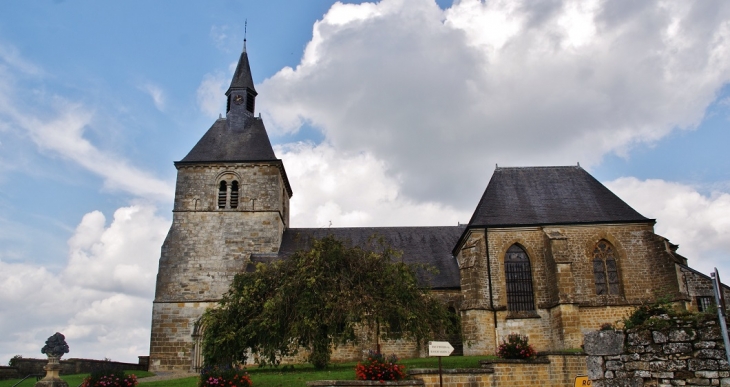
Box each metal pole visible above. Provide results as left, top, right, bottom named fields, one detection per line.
left=438, top=356, right=443, bottom=387
left=711, top=269, right=730, bottom=365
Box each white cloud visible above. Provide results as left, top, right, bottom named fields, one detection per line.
left=11, top=101, right=173, bottom=201
left=139, top=83, right=166, bottom=111
left=197, top=72, right=227, bottom=118
left=63, top=205, right=169, bottom=297
left=606, top=177, right=730, bottom=276
left=0, top=45, right=174, bottom=202
left=0, top=43, right=43, bottom=76
left=0, top=204, right=169, bottom=365
left=258, top=0, right=730, bottom=208
left=279, top=142, right=471, bottom=228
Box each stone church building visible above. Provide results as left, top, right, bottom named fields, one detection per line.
left=149, top=47, right=726, bottom=371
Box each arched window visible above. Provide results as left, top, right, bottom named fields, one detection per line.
left=218, top=181, right=227, bottom=209
left=505, top=244, right=535, bottom=312
left=217, top=178, right=241, bottom=210
left=191, top=318, right=206, bottom=372
left=230, top=181, right=239, bottom=209
left=593, top=240, right=620, bottom=295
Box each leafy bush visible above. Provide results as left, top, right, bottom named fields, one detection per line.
left=497, top=333, right=537, bottom=359
left=355, top=351, right=406, bottom=381
left=8, top=355, right=22, bottom=367
left=600, top=322, right=615, bottom=331
left=199, top=365, right=253, bottom=387
left=80, top=370, right=138, bottom=387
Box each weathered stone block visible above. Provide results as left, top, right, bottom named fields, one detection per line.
left=663, top=343, right=693, bottom=355
left=585, top=331, right=625, bottom=356
left=669, top=329, right=696, bottom=342
left=628, top=331, right=652, bottom=346
left=651, top=371, right=673, bottom=378
left=625, top=362, right=648, bottom=371
left=649, top=361, right=667, bottom=371
left=688, top=358, right=719, bottom=371
left=696, top=370, right=720, bottom=378
left=700, top=327, right=722, bottom=341
left=653, top=331, right=668, bottom=344
left=686, top=378, right=711, bottom=385
left=698, top=349, right=726, bottom=360
left=587, top=356, right=605, bottom=380
left=696, top=341, right=718, bottom=349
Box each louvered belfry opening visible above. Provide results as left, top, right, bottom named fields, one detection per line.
left=230, top=181, right=239, bottom=209
left=246, top=91, right=255, bottom=113
left=593, top=240, right=620, bottom=295
left=218, top=181, right=227, bottom=209
left=505, top=244, right=535, bottom=312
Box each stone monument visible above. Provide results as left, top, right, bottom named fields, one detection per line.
left=35, top=332, right=70, bottom=387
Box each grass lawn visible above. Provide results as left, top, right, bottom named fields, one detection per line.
left=0, top=370, right=155, bottom=387
left=141, top=356, right=495, bottom=387
left=1, top=356, right=494, bottom=387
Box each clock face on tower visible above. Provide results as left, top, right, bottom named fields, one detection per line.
left=233, top=94, right=244, bottom=105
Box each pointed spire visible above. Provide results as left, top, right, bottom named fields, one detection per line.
left=226, top=21, right=257, bottom=97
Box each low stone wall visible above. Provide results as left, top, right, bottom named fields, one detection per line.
left=308, top=353, right=588, bottom=387
left=12, top=357, right=148, bottom=377
left=584, top=319, right=730, bottom=387
left=307, top=381, right=424, bottom=386
left=411, top=353, right=588, bottom=387
left=409, top=368, right=493, bottom=387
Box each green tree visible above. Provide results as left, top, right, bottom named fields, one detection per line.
left=201, top=235, right=457, bottom=369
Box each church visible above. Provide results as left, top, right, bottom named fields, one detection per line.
left=149, top=46, right=726, bottom=372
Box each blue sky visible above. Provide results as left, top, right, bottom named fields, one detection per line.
left=1, top=0, right=729, bottom=365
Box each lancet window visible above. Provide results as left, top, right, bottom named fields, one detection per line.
left=505, top=244, right=535, bottom=312
left=593, top=240, right=620, bottom=295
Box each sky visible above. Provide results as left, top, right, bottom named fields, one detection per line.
left=1, top=0, right=730, bottom=365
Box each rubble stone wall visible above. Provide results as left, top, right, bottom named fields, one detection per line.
left=584, top=318, right=730, bottom=387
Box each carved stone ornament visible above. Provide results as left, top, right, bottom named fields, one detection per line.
left=35, top=332, right=70, bottom=387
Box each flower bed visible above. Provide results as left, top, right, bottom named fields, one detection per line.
left=355, top=352, right=406, bottom=382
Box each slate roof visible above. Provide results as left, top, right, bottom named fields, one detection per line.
left=468, top=166, right=650, bottom=227
left=177, top=117, right=277, bottom=163
left=226, top=50, right=257, bottom=95
left=252, top=226, right=465, bottom=289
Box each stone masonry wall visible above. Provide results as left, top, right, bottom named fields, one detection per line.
left=458, top=222, right=684, bottom=356
left=408, top=354, right=587, bottom=387
left=149, top=301, right=212, bottom=371
left=151, top=161, right=288, bottom=371
left=679, top=266, right=730, bottom=313
left=155, top=211, right=283, bottom=302
left=584, top=318, right=730, bottom=387
left=174, top=164, right=288, bottom=215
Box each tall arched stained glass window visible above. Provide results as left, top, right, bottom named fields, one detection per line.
left=505, top=244, right=535, bottom=312
left=593, top=240, right=620, bottom=295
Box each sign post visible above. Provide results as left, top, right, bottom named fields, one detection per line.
left=428, top=341, right=454, bottom=387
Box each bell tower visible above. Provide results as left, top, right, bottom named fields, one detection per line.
left=149, top=43, right=292, bottom=372
left=225, top=37, right=258, bottom=129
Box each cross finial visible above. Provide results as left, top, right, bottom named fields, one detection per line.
left=243, top=20, right=247, bottom=53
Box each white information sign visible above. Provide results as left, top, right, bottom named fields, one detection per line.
left=428, top=341, right=454, bottom=357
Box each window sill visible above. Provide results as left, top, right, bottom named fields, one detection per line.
left=506, top=311, right=540, bottom=319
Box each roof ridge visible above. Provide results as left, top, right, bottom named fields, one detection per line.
left=495, top=165, right=582, bottom=170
